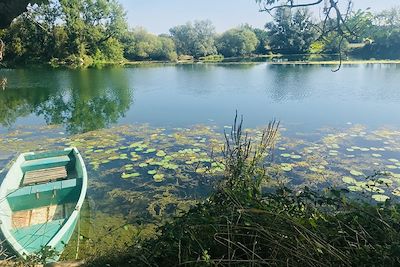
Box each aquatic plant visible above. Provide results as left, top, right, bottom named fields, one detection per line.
left=85, top=119, right=400, bottom=267
left=222, top=113, right=279, bottom=199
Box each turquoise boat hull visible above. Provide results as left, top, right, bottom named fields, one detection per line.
left=0, top=147, right=87, bottom=262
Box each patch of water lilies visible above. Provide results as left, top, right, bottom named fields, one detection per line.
left=1, top=122, right=400, bottom=255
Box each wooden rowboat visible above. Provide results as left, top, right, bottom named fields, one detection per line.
left=0, top=147, right=87, bottom=262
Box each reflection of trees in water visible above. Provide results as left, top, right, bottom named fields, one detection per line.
left=36, top=91, right=131, bottom=134
left=0, top=69, right=133, bottom=134
left=0, top=85, right=51, bottom=127
left=0, top=77, right=6, bottom=90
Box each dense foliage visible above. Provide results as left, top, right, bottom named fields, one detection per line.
left=0, top=0, right=128, bottom=66
left=266, top=8, right=316, bottom=54
left=216, top=27, right=259, bottom=57
left=169, top=20, right=218, bottom=59
left=1, top=1, right=400, bottom=66
left=123, top=28, right=177, bottom=61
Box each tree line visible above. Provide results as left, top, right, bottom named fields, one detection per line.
left=0, top=0, right=399, bottom=66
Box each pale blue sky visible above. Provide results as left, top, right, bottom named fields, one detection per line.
left=119, top=0, right=399, bottom=34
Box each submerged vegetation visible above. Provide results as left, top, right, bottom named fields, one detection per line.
left=1, top=117, right=400, bottom=265
left=84, top=117, right=400, bottom=266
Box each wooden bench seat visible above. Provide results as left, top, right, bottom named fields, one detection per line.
left=23, top=166, right=67, bottom=186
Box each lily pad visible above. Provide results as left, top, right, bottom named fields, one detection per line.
left=121, top=172, right=140, bottom=179
left=348, top=186, right=363, bottom=192
left=372, top=194, right=390, bottom=202
left=148, top=170, right=157, bottom=175
left=196, top=168, right=207, bottom=174
left=386, top=165, right=398, bottom=170
left=342, top=176, right=356, bottom=184
left=377, top=178, right=393, bottom=186
left=281, top=164, right=293, bottom=172
left=372, top=154, right=382, bottom=158
left=153, top=174, right=165, bottom=182
left=350, top=170, right=364, bottom=176
left=290, top=155, right=302, bottom=159
left=392, top=188, right=400, bottom=197
left=280, top=153, right=291, bottom=158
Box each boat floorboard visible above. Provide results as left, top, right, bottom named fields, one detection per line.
left=12, top=203, right=75, bottom=229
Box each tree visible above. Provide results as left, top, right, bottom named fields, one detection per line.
left=350, top=7, right=400, bottom=59
left=266, top=8, right=316, bottom=54
left=216, top=27, right=259, bottom=57
left=169, top=20, right=217, bottom=58
left=252, top=28, right=269, bottom=54
left=375, top=7, right=400, bottom=31
left=0, top=0, right=128, bottom=64
left=123, top=28, right=177, bottom=61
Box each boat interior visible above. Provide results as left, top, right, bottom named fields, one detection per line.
left=5, top=149, right=83, bottom=253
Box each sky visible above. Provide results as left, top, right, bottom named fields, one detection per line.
left=119, top=0, right=399, bottom=34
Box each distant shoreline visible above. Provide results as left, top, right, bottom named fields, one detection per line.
left=123, top=59, right=400, bottom=66
left=1, top=58, right=400, bottom=69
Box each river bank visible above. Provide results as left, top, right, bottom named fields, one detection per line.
left=2, top=56, right=400, bottom=70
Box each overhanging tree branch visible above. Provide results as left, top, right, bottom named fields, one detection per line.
left=257, top=0, right=357, bottom=70
left=258, top=0, right=324, bottom=13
